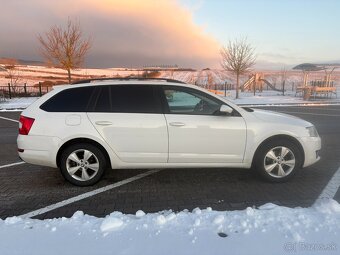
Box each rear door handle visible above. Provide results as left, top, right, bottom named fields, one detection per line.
left=169, top=122, right=185, bottom=127
left=95, top=121, right=112, bottom=126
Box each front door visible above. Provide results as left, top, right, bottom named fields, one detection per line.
left=161, top=86, right=247, bottom=163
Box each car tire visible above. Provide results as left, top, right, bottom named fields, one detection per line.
left=254, top=139, right=302, bottom=183
left=60, top=143, right=107, bottom=186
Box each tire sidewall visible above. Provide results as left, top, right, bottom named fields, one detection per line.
left=60, top=143, right=106, bottom=186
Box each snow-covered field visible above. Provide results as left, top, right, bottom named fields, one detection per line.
left=1, top=64, right=340, bottom=89
left=1, top=199, right=339, bottom=255
left=1, top=64, right=340, bottom=110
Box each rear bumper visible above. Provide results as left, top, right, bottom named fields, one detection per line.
left=298, top=136, right=321, bottom=167
left=17, top=135, right=61, bottom=168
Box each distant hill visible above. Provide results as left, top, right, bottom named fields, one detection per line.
left=293, top=63, right=323, bottom=71
left=293, top=62, right=340, bottom=71
left=0, top=57, right=44, bottom=66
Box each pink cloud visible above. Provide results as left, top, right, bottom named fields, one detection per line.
left=0, top=0, right=220, bottom=68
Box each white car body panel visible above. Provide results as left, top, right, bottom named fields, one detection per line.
left=165, top=114, right=246, bottom=163
left=87, top=113, right=168, bottom=163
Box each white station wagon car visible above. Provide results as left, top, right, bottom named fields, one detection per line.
left=17, top=78, right=321, bottom=186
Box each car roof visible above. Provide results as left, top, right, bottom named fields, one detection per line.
left=53, top=80, right=198, bottom=90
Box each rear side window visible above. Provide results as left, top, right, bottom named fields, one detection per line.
left=92, top=85, right=161, bottom=113
left=40, top=86, right=95, bottom=112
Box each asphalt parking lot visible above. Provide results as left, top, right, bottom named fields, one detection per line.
left=1, top=105, right=340, bottom=220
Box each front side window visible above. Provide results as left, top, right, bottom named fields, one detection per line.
left=163, top=86, right=222, bottom=115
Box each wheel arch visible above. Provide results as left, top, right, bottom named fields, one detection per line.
left=56, top=137, right=112, bottom=169
left=252, top=134, right=305, bottom=168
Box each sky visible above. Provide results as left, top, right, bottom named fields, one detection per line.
left=0, top=0, right=339, bottom=69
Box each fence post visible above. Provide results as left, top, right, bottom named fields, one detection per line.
left=24, top=83, right=27, bottom=96
left=8, top=83, right=11, bottom=99
left=39, top=82, right=42, bottom=96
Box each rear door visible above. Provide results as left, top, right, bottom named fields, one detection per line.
left=87, top=85, right=168, bottom=163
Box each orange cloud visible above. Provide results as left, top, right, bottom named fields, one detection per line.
left=0, top=0, right=221, bottom=68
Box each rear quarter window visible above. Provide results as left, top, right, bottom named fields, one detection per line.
left=40, top=86, right=95, bottom=112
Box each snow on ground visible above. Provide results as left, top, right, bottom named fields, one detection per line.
left=1, top=199, right=339, bottom=255
left=0, top=97, right=38, bottom=110
left=221, top=89, right=340, bottom=105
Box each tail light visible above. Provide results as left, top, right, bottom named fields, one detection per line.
left=19, top=116, right=35, bottom=135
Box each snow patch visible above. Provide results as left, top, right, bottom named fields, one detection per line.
left=213, top=215, right=225, bottom=225
left=100, top=217, right=124, bottom=232
left=155, top=215, right=167, bottom=225
left=314, top=199, right=340, bottom=214
left=0, top=200, right=340, bottom=254
left=135, top=210, right=145, bottom=218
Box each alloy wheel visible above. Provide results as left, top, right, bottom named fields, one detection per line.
left=263, top=146, right=296, bottom=178
left=66, top=149, right=100, bottom=181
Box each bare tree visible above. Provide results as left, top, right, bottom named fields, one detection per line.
left=38, top=19, right=91, bottom=83
left=6, top=66, right=22, bottom=87
left=220, top=38, right=256, bottom=99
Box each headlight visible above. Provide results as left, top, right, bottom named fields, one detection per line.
left=306, top=126, right=319, bottom=137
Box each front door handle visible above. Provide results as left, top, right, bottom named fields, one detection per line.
left=95, top=121, right=112, bottom=126
left=169, top=122, right=185, bottom=127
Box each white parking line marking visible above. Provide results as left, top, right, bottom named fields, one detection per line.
left=0, top=116, right=19, bottom=123
left=0, top=161, right=25, bottom=169
left=276, top=111, right=340, bottom=117
left=19, top=169, right=162, bottom=218
left=289, top=106, right=340, bottom=112
left=314, top=166, right=340, bottom=203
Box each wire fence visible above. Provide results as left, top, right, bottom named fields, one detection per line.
left=0, top=83, right=51, bottom=99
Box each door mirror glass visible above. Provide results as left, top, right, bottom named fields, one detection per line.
left=219, top=104, right=233, bottom=114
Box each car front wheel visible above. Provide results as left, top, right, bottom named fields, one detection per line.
left=60, top=143, right=106, bottom=186
left=255, top=140, right=302, bottom=182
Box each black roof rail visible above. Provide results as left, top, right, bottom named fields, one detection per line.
left=72, top=77, right=186, bottom=85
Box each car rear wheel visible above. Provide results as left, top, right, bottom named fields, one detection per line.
left=60, top=143, right=106, bottom=186
left=255, top=140, right=302, bottom=182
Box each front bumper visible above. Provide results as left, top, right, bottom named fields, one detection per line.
left=17, top=135, right=61, bottom=168
left=298, top=136, right=321, bottom=167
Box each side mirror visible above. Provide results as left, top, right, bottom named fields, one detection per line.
left=219, top=104, right=233, bottom=114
